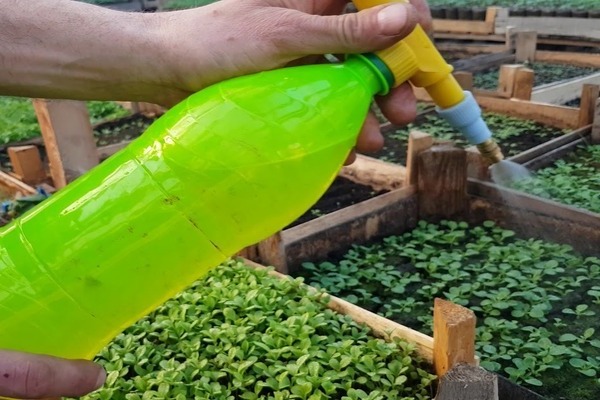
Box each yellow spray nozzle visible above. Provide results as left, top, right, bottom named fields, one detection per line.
left=351, top=0, right=464, bottom=108
left=352, top=0, right=506, bottom=165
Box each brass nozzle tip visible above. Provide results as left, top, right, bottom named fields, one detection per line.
left=477, top=139, right=504, bottom=164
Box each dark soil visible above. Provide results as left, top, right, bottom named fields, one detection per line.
left=285, top=176, right=388, bottom=229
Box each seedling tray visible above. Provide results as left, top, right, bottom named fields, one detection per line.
left=75, top=258, right=438, bottom=400
left=294, top=218, right=600, bottom=400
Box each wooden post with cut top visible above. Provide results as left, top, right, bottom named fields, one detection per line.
left=513, top=67, right=535, bottom=100
left=404, top=131, right=433, bottom=187
left=515, top=31, right=537, bottom=63
left=32, top=99, right=99, bottom=189
left=257, top=232, right=288, bottom=274
left=498, top=64, right=524, bottom=98
left=7, top=145, right=46, bottom=185
left=417, top=145, right=467, bottom=220
left=592, top=98, right=600, bottom=144
left=433, top=298, right=477, bottom=376
left=578, top=84, right=600, bottom=128
left=434, top=298, right=499, bottom=400
left=453, top=71, right=474, bottom=92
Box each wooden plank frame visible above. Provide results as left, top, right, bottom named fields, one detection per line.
left=432, top=7, right=501, bottom=35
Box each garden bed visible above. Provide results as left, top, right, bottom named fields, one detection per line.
left=70, top=259, right=436, bottom=400
left=295, top=219, right=600, bottom=400
left=373, top=112, right=566, bottom=165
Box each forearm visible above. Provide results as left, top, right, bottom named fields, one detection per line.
left=0, top=0, right=181, bottom=104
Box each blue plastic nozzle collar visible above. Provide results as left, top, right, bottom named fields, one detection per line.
left=435, top=91, right=492, bottom=145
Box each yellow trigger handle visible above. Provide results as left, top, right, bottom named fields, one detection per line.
left=351, top=0, right=464, bottom=108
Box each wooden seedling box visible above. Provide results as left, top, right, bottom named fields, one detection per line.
left=254, top=141, right=600, bottom=273
left=241, top=259, right=542, bottom=400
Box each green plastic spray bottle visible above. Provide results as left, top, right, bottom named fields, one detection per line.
left=0, top=0, right=504, bottom=361
left=0, top=53, right=397, bottom=360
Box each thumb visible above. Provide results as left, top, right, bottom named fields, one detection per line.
left=0, top=349, right=106, bottom=399
left=290, top=3, right=418, bottom=56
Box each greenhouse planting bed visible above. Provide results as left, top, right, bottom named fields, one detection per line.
left=295, top=220, right=600, bottom=400
left=70, top=260, right=436, bottom=400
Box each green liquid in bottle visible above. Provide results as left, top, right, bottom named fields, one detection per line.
left=0, top=55, right=387, bottom=359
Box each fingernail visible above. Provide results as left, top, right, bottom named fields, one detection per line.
left=377, top=4, right=409, bottom=36
left=94, top=368, right=106, bottom=390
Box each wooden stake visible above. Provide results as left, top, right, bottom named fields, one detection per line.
left=578, top=84, right=600, bottom=127
left=592, top=98, right=600, bottom=144
left=453, top=71, right=474, bottom=91
left=515, top=31, right=537, bottom=63
left=497, top=64, right=524, bottom=98
left=433, top=298, right=477, bottom=377
left=405, top=131, right=434, bottom=187
left=417, top=145, right=467, bottom=220
left=436, top=364, right=498, bottom=400
left=257, top=232, right=288, bottom=274
left=32, top=99, right=99, bottom=188
left=512, top=67, right=535, bottom=100
left=7, top=145, right=46, bottom=185
left=236, top=245, right=259, bottom=261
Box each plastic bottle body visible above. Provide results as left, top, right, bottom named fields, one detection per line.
left=0, top=57, right=382, bottom=359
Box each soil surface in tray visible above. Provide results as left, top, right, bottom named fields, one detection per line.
left=372, top=112, right=566, bottom=165
left=473, top=62, right=600, bottom=90
left=296, top=219, right=600, bottom=400
left=285, top=176, right=388, bottom=229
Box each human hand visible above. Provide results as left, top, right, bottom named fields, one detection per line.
left=0, top=349, right=105, bottom=399
left=152, top=0, right=433, bottom=162
left=1, top=0, right=431, bottom=163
